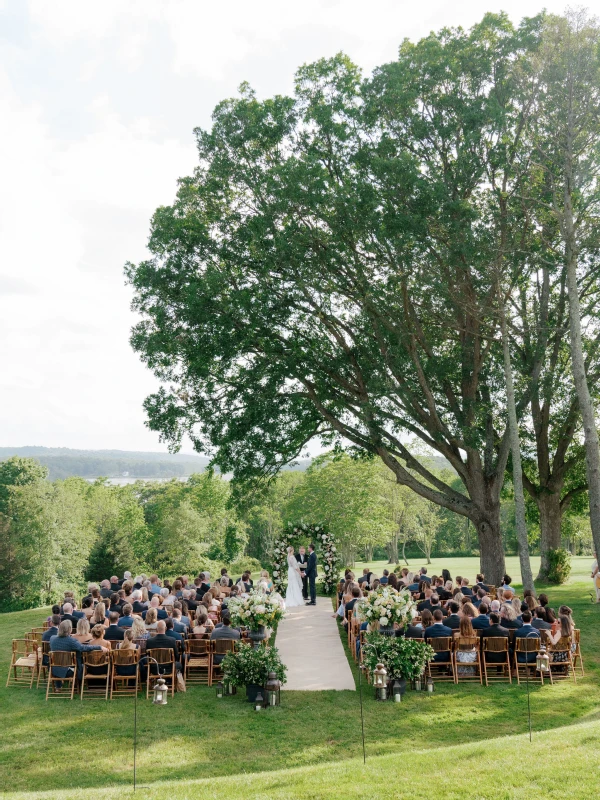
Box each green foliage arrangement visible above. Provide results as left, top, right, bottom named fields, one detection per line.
left=362, top=632, right=435, bottom=681
left=222, top=643, right=287, bottom=687
left=547, top=548, right=572, bottom=585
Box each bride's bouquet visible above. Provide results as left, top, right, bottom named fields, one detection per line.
left=356, top=586, right=416, bottom=628
left=227, top=589, right=286, bottom=632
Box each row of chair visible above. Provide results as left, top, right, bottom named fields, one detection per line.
left=6, top=635, right=239, bottom=697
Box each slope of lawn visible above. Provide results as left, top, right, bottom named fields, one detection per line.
left=0, top=564, right=598, bottom=797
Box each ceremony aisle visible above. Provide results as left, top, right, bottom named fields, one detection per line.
left=276, top=596, right=355, bottom=690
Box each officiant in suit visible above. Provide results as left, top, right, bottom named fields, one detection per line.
left=304, top=544, right=318, bottom=605
left=296, top=546, right=309, bottom=600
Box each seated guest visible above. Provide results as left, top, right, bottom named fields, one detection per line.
left=221, top=586, right=239, bottom=613
left=121, top=581, right=135, bottom=602
left=50, top=620, right=106, bottom=681
left=165, top=618, right=184, bottom=658
left=73, top=618, right=93, bottom=644
left=403, top=610, right=428, bottom=639
left=472, top=589, right=486, bottom=609
left=131, top=617, right=149, bottom=641
left=210, top=615, right=241, bottom=663
left=60, top=602, right=80, bottom=630
left=145, top=621, right=182, bottom=678
left=343, top=587, right=362, bottom=627
left=144, top=608, right=159, bottom=634
left=192, top=612, right=213, bottom=637
left=358, top=568, right=373, bottom=588
left=500, top=603, right=520, bottom=630
left=90, top=623, right=109, bottom=650
left=445, top=602, right=461, bottom=630
left=435, top=578, right=451, bottom=601
left=379, top=569, right=390, bottom=586
left=461, top=602, right=478, bottom=620
left=220, top=567, right=234, bottom=588
left=131, top=591, right=146, bottom=614
left=172, top=608, right=188, bottom=633
left=398, top=568, right=410, bottom=586
left=104, top=613, right=125, bottom=642
left=474, top=573, right=490, bottom=593
left=424, top=609, right=452, bottom=660
left=490, top=599, right=501, bottom=614
left=149, top=575, right=162, bottom=594
left=417, top=588, right=434, bottom=612
left=514, top=611, right=540, bottom=662
left=109, top=575, right=120, bottom=593
left=455, top=617, right=477, bottom=675
left=388, top=573, right=399, bottom=590
left=419, top=568, right=432, bottom=585
left=118, top=604, right=135, bottom=628
left=81, top=596, right=95, bottom=620
left=482, top=612, right=510, bottom=662
left=90, top=602, right=109, bottom=628
left=501, top=574, right=514, bottom=595
left=472, top=602, right=490, bottom=630
left=43, top=614, right=62, bottom=642
left=114, top=630, right=140, bottom=679
left=195, top=574, right=211, bottom=599
left=100, top=579, right=113, bottom=599
left=142, top=596, right=167, bottom=621
left=532, top=607, right=552, bottom=631
left=459, top=578, right=473, bottom=596
left=108, top=593, right=123, bottom=615
left=441, top=569, right=452, bottom=584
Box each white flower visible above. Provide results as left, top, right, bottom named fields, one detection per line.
left=273, top=570, right=279, bottom=577
left=331, top=546, right=336, bottom=551
left=254, top=605, right=266, bottom=614
left=379, top=617, right=389, bottom=626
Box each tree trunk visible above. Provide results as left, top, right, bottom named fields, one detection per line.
left=475, top=513, right=505, bottom=586
left=387, top=532, right=399, bottom=564
left=401, top=538, right=408, bottom=565
left=563, top=98, right=600, bottom=559
left=500, top=302, right=535, bottom=592
left=537, top=491, right=562, bottom=580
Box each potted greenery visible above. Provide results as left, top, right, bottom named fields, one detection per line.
left=362, top=632, right=434, bottom=695
left=222, top=643, right=287, bottom=702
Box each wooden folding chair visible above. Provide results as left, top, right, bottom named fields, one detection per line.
left=146, top=648, right=176, bottom=698
left=482, top=637, right=512, bottom=685
left=346, top=608, right=354, bottom=646
left=37, top=641, right=51, bottom=689
left=185, top=639, right=213, bottom=685
left=80, top=650, right=111, bottom=699
left=572, top=629, right=584, bottom=677
left=6, top=639, right=38, bottom=688
left=426, top=637, right=456, bottom=683
left=514, top=638, right=545, bottom=685
left=548, top=636, right=576, bottom=683
left=110, top=650, right=140, bottom=698
left=454, top=636, right=482, bottom=684
left=211, top=640, right=237, bottom=684
left=220, top=586, right=231, bottom=597
left=46, top=651, right=77, bottom=699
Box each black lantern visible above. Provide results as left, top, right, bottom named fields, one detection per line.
left=255, top=691, right=264, bottom=711
left=426, top=677, right=434, bottom=693
left=265, top=671, right=281, bottom=707
left=392, top=680, right=403, bottom=703
left=216, top=681, right=224, bottom=699
left=373, top=663, right=387, bottom=701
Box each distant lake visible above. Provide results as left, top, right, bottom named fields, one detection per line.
left=85, top=476, right=190, bottom=486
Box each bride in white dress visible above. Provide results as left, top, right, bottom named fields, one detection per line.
left=285, top=546, right=305, bottom=608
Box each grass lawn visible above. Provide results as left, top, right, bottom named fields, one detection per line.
left=1, top=562, right=599, bottom=798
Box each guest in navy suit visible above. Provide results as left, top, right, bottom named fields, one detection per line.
left=514, top=611, right=540, bottom=663
left=424, top=609, right=452, bottom=661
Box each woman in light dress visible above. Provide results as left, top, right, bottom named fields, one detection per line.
left=285, top=546, right=305, bottom=608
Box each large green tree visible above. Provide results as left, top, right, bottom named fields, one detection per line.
left=127, top=14, right=554, bottom=583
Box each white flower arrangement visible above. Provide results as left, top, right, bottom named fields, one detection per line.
left=356, top=587, right=416, bottom=629
left=227, top=590, right=285, bottom=632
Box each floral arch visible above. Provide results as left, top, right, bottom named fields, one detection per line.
left=272, top=522, right=340, bottom=595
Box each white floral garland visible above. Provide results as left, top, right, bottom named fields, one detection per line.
left=272, top=522, right=340, bottom=595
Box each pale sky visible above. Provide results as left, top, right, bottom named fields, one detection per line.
left=0, top=0, right=569, bottom=453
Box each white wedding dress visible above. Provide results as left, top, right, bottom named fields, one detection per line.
left=285, top=554, right=305, bottom=608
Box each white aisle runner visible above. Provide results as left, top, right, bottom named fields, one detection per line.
left=276, top=596, right=356, bottom=690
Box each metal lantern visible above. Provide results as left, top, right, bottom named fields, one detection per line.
left=152, top=677, right=168, bottom=705
left=373, top=663, right=387, bottom=701
left=255, top=691, right=264, bottom=711
left=226, top=680, right=236, bottom=696
left=426, top=677, right=434, bottom=693
left=415, top=675, right=422, bottom=692
left=536, top=645, right=550, bottom=673
left=265, top=671, right=281, bottom=707
left=216, top=681, right=224, bottom=699
left=392, top=680, right=403, bottom=703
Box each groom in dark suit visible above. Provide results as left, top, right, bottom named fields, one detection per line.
left=296, top=546, right=309, bottom=600
left=304, top=544, right=318, bottom=606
